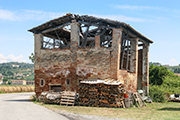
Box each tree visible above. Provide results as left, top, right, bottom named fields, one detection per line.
left=20, top=76, right=24, bottom=80
left=149, top=64, right=174, bottom=85
left=8, top=80, right=11, bottom=85
left=174, top=68, right=180, bottom=73
left=3, top=77, right=8, bottom=82
left=7, top=71, right=14, bottom=76
left=29, top=53, right=35, bottom=63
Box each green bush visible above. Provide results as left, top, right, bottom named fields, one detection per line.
left=149, top=64, right=174, bottom=85
left=0, top=90, right=4, bottom=94
left=149, top=64, right=180, bottom=102
left=162, top=76, right=180, bottom=94
left=149, top=85, right=166, bottom=103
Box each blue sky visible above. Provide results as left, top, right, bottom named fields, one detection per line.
left=0, top=0, right=180, bottom=66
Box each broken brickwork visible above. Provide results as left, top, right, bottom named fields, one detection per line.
left=29, top=14, right=153, bottom=96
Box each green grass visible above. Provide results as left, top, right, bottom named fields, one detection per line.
left=38, top=102, right=180, bottom=120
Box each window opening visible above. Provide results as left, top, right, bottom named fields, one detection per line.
left=79, top=80, right=82, bottom=85
left=79, top=23, right=112, bottom=48
left=41, top=24, right=71, bottom=49
left=66, top=78, right=70, bottom=85
left=50, top=85, right=61, bottom=92
left=120, top=33, right=133, bottom=71
left=138, top=41, right=143, bottom=50
left=40, top=79, right=45, bottom=87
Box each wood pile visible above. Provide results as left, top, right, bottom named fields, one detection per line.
left=77, top=80, right=125, bottom=108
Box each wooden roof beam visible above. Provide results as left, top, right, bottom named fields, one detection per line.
left=41, top=22, right=71, bottom=34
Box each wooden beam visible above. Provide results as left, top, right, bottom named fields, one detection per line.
left=120, top=39, right=126, bottom=69
left=79, top=21, right=114, bottom=29
left=126, top=40, right=130, bottom=70
left=122, top=27, right=150, bottom=45
left=41, top=22, right=71, bottom=34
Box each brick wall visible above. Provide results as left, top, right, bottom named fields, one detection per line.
left=34, top=26, right=140, bottom=96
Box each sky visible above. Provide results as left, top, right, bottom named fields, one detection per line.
left=0, top=0, right=180, bottom=66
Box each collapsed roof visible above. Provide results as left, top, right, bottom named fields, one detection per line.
left=28, top=13, right=153, bottom=44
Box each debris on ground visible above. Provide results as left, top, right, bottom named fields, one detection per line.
left=169, top=93, right=180, bottom=102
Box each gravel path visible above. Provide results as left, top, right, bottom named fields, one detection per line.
left=0, top=93, right=68, bottom=120
left=0, top=92, right=127, bottom=120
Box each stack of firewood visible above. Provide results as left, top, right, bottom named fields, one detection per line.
left=77, top=81, right=125, bottom=108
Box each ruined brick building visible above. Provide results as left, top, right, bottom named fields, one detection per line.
left=29, top=14, right=153, bottom=96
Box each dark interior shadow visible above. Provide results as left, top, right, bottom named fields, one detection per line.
left=158, top=107, right=180, bottom=111
left=4, top=99, right=31, bottom=102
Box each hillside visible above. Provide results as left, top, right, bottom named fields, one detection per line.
left=166, top=66, right=180, bottom=73
left=149, top=62, right=180, bottom=73
left=0, top=62, right=34, bottom=81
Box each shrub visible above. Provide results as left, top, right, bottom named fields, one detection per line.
left=0, top=90, right=4, bottom=93
left=149, top=85, right=166, bottom=103
left=149, top=64, right=174, bottom=85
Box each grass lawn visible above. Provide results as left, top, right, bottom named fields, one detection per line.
left=38, top=102, right=180, bottom=120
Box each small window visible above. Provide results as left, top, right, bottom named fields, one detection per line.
left=66, top=79, right=70, bottom=85
left=79, top=80, right=82, bottom=85
left=40, top=79, right=45, bottom=87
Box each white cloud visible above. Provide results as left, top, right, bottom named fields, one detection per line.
left=0, top=9, right=17, bottom=21
left=169, top=58, right=179, bottom=66
left=0, top=9, right=65, bottom=21
left=91, top=14, right=150, bottom=22
left=0, top=53, right=27, bottom=63
left=0, top=8, right=154, bottom=23
left=113, top=5, right=167, bottom=11
left=0, top=54, right=7, bottom=63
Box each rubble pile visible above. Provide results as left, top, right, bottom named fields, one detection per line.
left=38, top=91, right=61, bottom=104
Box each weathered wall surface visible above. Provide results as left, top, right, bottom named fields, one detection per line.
left=118, top=70, right=137, bottom=92
left=34, top=47, right=113, bottom=96
left=34, top=26, right=142, bottom=96
left=35, top=49, right=72, bottom=96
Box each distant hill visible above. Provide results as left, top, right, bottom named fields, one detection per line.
left=149, top=62, right=180, bottom=73
left=166, top=66, right=180, bottom=73
left=0, top=62, right=34, bottom=68
left=0, top=62, right=34, bottom=81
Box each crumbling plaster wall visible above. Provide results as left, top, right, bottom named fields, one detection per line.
left=34, top=22, right=145, bottom=96
left=118, top=38, right=138, bottom=93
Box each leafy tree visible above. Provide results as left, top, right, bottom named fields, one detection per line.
left=174, top=68, right=180, bottom=73
left=7, top=71, right=14, bottom=76
left=29, top=53, right=35, bottom=63
left=149, top=64, right=173, bottom=85
left=20, top=77, right=24, bottom=80
left=3, top=77, right=8, bottom=82
left=8, top=80, right=11, bottom=85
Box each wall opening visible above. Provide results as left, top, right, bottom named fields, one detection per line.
left=79, top=79, right=82, bottom=85
left=120, top=34, right=132, bottom=71
left=40, top=79, right=45, bottom=87
left=78, top=23, right=112, bottom=48
left=66, top=78, right=71, bottom=85
left=50, top=85, right=61, bottom=92
left=41, top=24, right=71, bottom=49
